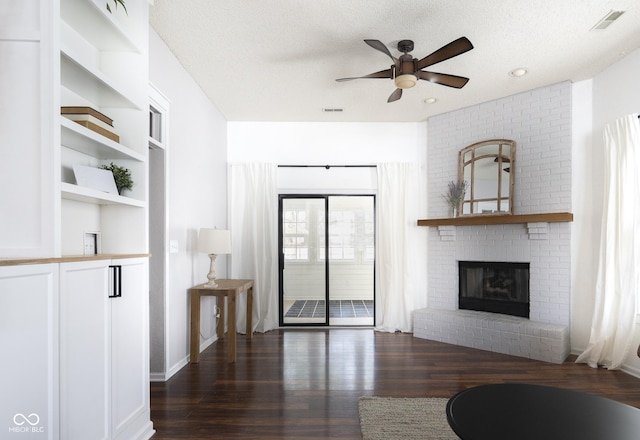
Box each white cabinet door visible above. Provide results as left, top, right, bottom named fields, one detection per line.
left=0, top=264, right=58, bottom=439
left=110, top=258, right=152, bottom=440
left=59, top=260, right=110, bottom=440
left=60, top=257, right=152, bottom=440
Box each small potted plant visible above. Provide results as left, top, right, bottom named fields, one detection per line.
left=442, top=180, right=468, bottom=217
left=101, top=162, right=133, bottom=195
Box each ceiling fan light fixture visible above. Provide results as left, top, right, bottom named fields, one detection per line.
left=336, top=37, right=473, bottom=102
left=395, top=74, right=417, bottom=89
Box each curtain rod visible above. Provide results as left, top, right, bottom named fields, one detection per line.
left=278, top=165, right=376, bottom=169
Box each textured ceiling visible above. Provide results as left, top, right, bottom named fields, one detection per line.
left=149, top=0, right=640, bottom=122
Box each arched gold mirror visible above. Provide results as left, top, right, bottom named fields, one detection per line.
left=458, top=139, right=515, bottom=215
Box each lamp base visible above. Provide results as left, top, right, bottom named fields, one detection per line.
left=204, top=253, right=219, bottom=288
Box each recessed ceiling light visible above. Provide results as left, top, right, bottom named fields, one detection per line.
left=509, top=68, right=528, bottom=77
left=423, top=97, right=438, bottom=104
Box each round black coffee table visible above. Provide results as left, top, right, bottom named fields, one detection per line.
left=446, top=383, right=640, bottom=440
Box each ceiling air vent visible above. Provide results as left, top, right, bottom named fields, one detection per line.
left=591, top=10, right=625, bottom=30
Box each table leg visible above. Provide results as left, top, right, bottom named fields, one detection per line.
left=246, top=286, right=253, bottom=339
left=216, top=296, right=225, bottom=339
left=228, top=293, right=236, bottom=363
left=189, top=289, right=201, bottom=363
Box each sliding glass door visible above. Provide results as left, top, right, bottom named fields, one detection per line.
left=279, top=195, right=375, bottom=326
left=280, top=197, right=327, bottom=324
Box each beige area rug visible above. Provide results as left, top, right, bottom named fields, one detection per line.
left=358, top=397, right=459, bottom=440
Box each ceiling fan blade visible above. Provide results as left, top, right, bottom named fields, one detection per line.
left=418, top=71, right=470, bottom=88
left=416, top=36, right=473, bottom=70
left=387, top=88, right=402, bottom=103
left=336, top=68, right=393, bottom=82
left=364, top=39, right=398, bottom=63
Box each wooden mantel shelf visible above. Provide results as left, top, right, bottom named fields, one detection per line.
left=417, top=212, right=573, bottom=227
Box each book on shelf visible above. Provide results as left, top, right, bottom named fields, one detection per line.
left=61, top=106, right=119, bottom=143
left=61, top=106, right=114, bottom=126
left=70, top=119, right=120, bottom=143
left=62, top=113, right=115, bottom=132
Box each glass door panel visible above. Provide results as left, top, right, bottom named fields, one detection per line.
left=327, top=196, right=374, bottom=326
left=281, top=197, right=327, bottom=325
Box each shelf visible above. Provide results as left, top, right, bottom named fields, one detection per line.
left=417, top=212, right=573, bottom=227
left=61, top=117, right=144, bottom=161
left=61, top=182, right=145, bottom=207
left=60, top=0, right=141, bottom=53
left=61, top=47, right=141, bottom=109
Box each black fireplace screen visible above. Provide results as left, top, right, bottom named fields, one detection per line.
left=458, top=261, right=530, bottom=318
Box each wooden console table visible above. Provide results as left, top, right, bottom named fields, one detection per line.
left=189, top=279, right=254, bottom=363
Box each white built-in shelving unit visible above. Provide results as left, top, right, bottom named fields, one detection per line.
left=59, top=0, right=149, bottom=256
left=0, top=2, right=154, bottom=439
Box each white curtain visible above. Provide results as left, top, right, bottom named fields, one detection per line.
left=576, top=114, right=640, bottom=369
left=228, top=163, right=279, bottom=333
left=375, top=163, right=427, bottom=333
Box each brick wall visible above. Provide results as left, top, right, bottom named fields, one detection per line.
left=425, top=82, right=572, bottom=328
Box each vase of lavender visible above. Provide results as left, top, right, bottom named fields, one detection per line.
left=442, top=180, right=468, bottom=217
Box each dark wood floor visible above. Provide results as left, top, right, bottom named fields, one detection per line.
left=150, top=328, right=640, bottom=439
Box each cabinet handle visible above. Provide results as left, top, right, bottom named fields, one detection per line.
left=109, top=265, right=122, bottom=298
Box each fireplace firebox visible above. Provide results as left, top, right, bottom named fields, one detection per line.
left=458, top=261, right=530, bottom=318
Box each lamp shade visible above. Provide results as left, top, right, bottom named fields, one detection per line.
left=198, top=228, right=231, bottom=255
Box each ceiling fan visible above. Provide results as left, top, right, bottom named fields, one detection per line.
left=336, top=37, right=474, bottom=103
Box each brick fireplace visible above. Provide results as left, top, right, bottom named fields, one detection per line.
left=413, top=82, right=573, bottom=364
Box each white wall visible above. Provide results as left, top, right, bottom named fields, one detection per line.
left=582, top=49, right=640, bottom=375
left=227, top=121, right=427, bottom=207
left=228, top=121, right=426, bottom=165
left=148, top=28, right=228, bottom=378
left=570, top=79, right=595, bottom=353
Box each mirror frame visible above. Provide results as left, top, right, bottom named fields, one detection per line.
left=458, top=139, right=516, bottom=216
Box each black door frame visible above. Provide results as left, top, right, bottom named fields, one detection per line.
left=278, top=194, right=376, bottom=327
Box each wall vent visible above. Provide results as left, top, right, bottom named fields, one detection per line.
left=591, top=10, right=625, bottom=30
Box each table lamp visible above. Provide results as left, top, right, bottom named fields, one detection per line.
left=198, top=228, right=231, bottom=287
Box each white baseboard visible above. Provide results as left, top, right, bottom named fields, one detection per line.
left=166, top=357, right=189, bottom=380
left=570, top=348, right=585, bottom=356
left=149, top=336, right=219, bottom=382
left=200, top=334, right=217, bottom=352
left=621, top=363, right=640, bottom=379
left=149, top=372, right=168, bottom=382
left=570, top=348, right=640, bottom=379
left=150, top=357, right=188, bottom=382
